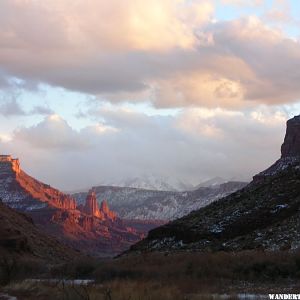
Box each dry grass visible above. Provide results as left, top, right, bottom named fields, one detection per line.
left=2, top=251, right=300, bottom=299
left=95, top=251, right=300, bottom=284
left=4, top=280, right=182, bottom=300
left=4, top=279, right=300, bottom=300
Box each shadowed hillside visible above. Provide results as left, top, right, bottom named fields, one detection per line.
left=130, top=115, right=300, bottom=253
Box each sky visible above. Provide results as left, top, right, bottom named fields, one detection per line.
left=0, top=0, right=300, bottom=190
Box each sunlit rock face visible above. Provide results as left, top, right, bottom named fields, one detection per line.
left=0, top=156, right=149, bottom=257
left=80, top=190, right=117, bottom=221
left=100, top=199, right=117, bottom=220
left=281, top=115, right=300, bottom=158
left=83, top=190, right=102, bottom=218
left=0, top=156, right=76, bottom=211
left=0, top=155, right=20, bottom=177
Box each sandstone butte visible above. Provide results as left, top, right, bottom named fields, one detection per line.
left=81, top=189, right=117, bottom=221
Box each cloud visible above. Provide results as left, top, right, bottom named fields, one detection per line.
left=151, top=17, right=300, bottom=108
left=14, top=114, right=89, bottom=150
left=30, top=105, right=54, bottom=115
left=221, top=0, right=263, bottom=7
left=7, top=107, right=288, bottom=190
left=0, top=133, right=12, bottom=143
left=0, top=1, right=299, bottom=109
left=0, top=1, right=298, bottom=193
left=0, top=99, right=27, bottom=117
left=0, top=0, right=215, bottom=99
left=14, top=114, right=116, bottom=150
left=0, top=98, right=56, bottom=117
left=211, top=17, right=300, bottom=104
left=0, top=72, right=10, bottom=88
left=263, top=0, right=291, bottom=24
left=152, top=73, right=246, bottom=109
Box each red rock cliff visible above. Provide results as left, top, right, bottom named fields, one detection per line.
left=83, top=190, right=104, bottom=219
left=0, top=155, right=77, bottom=210
left=81, top=190, right=117, bottom=221
left=100, top=200, right=117, bottom=220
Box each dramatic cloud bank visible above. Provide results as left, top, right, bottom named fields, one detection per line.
left=0, top=1, right=299, bottom=108
left=0, top=0, right=299, bottom=189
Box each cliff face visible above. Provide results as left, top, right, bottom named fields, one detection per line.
left=253, top=115, right=300, bottom=182
left=281, top=115, right=300, bottom=158
left=0, top=157, right=146, bottom=257
left=0, top=155, right=76, bottom=211
left=17, top=170, right=77, bottom=210
left=80, top=190, right=117, bottom=221
left=0, top=156, right=19, bottom=179
left=83, top=190, right=101, bottom=217
left=100, top=199, right=117, bottom=220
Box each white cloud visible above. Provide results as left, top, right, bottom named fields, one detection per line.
left=263, top=0, right=291, bottom=24
left=14, top=114, right=115, bottom=150
left=4, top=107, right=288, bottom=190
left=221, top=0, right=264, bottom=7
left=0, top=99, right=27, bottom=117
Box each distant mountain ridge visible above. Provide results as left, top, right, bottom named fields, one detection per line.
left=129, top=115, right=300, bottom=253
left=194, top=177, right=228, bottom=189
left=67, top=175, right=240, bottom=194
left=73, top=181, right=247, bottom=221
left=96, top=174, right=194, bottom=191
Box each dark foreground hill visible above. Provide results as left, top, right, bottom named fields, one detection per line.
left=130, top=115, right=300, bottom=253
left=0, top=199, right=80, bottom=262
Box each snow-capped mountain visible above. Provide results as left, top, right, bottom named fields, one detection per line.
left=194, top=176, right=227, bottom=189
left=73, top=181, right=247, bottom=221
left=96, top=174, right=194, bottom=192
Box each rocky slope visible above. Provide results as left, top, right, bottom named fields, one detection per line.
left=0, top=156, right=150, bottom=256
left=130, top=115, right=300, bottom=253
left=73, top=181, right=247, bottom=221
left=0, top=199, right=79, bottom=262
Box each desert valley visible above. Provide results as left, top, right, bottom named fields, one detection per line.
left=1, top=0, right=300, bottom=299
left=1, top=115, right=300, bottom=299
